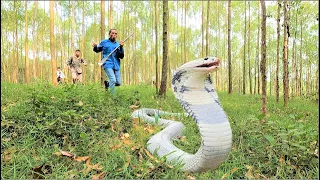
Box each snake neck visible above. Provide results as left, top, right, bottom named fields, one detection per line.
left=172, top=70, right=225, bottom=122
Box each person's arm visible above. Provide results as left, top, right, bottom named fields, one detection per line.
left=116, top=41, right=124, bottom=59
left=67, top=57, right=72, bottom=69
left=116, top=47, right=124, bottom=59
left=81, top=58, right=87, bottom=65
left=92, top=41, right=103, bottom=53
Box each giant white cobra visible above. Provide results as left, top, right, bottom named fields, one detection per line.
left=131, top=57, right=232, bottom=172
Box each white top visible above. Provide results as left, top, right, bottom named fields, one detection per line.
left=57, top=70, right=65, bottom=78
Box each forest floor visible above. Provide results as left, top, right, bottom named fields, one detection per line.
left=1, top=82, right=318, bottom=179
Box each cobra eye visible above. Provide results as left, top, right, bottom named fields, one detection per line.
left=204, top=57, right=208, bottom=60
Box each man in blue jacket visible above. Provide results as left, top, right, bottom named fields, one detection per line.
left=92, top=29, right=124, bottom=93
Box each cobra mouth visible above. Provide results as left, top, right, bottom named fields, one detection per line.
left=196, top=59, right=220, bottom=68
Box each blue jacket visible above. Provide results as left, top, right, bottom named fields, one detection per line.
left=93, top=39, right=124, bottom=70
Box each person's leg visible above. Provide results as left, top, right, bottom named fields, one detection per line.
left=71, top=68, right=77, bottom=84
left=105, top=68, right=116, bottom=94
left=104, top=80, right=109, bottom=90
left=114, top=69, right=121, bottom=86
left=78, top=73, right=82, bottom=83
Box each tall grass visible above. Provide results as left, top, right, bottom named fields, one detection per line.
left=1, top=82, right=318, bottom=179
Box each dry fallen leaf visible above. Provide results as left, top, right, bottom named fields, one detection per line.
left=258, top=173, right=268, bottom=179
left=92, top=171, right=106, bottom=180
left=144, top=126, right=154, bottom=134
left=245, top=165, right=255, bottom=179
left=111, top=123, right=116, bottom=132
left=119, top=132, right=125, bottom=140
left=144, top=148, right=159, bottom=163
left=85, top=163, right=103, bottom=173
left=111, top=142, right=123, bottom=151
left=221, top=167, right=238, bottom=179
left=123, top=139, right=132, bottom=145
left=32, top=164, right=52, bottom=179
left=59, top=150, right=74, bottom=157
left=74, top=156, right=90, bottom=162
left=32, top=164, right=45, bottom=179
left=130, top=105, right=140, bottom=111
left=279, top=156, right=285, bottom=164
left=132, top=118, right=140, bottom=124
left=187, top=175, right=196, bottom=180
left=4, top=154, right=12, bottom=162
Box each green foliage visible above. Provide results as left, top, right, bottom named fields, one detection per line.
left=1, top=83, right=318, bottom=179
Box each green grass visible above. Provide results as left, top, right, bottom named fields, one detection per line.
left=1, top=82, right=318, bottom=179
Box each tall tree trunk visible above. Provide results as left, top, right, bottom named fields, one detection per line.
left=50, top=1, right=58, bottom=86
left=82, top=1, right=86, bottom=83
left=299, top=19, right=303, bottom=96
left=243, top=1, right=247, bottom=94
left=248, top=1, right=252, bottom=94
left=216, top=1, right=220, bottom=90
left=206, top=0, right=210, bottom=56
left=184, top=1, right=187, bottom=62
left=55, top=4, right=64, bottom=71
left=228, top=0, right=232, bottom=94
left=292, top=7, right=298, bottom=96
left=276, top=2, right=281, bottom=102
left=155, top=0, right=159, bottom=93
left=159, top=0, right=168, bottom=97
left=283, top=0, right=289, bottom=107
left=100, top=0, right=105, bottom=86
left=201, top=0, right=204, bottom=57
left=109, top=0, right=113, bottom=28
left=134, top=16, right=137, bottom=85
left=71, top=2, right=75, bottom=54
left=168, top=14, right=171, bottom=88
left=256, top=1, right=261, bottom=95
left=32, top=2, right=38, bottom=80
left=25, top=1, right=30, bottom=84
left=121, top=2, right=126, bottom=84
left=260, top=0, right=267, bottom=115
left=93, top=2, right=98, bottom=83
left=13, top=1, right=18, bottom=83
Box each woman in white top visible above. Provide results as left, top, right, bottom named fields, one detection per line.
left=57, top=67, right=65, bottom=84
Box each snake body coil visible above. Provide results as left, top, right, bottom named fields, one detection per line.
left=131, top=57, right=232, bottom=172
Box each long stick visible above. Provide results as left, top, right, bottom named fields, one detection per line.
left=98, top=32, right=134, bottom=65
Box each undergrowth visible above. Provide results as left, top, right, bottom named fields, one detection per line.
left=1, top=82, right=318, bottom=179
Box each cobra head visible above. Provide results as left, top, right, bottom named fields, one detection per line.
left=177, top=57, right=220, bottom=74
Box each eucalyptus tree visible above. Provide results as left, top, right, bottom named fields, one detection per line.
left=50, top=1, right=57, bottom=86
left=25, top=1, right=30, bottom=84
left=155, top=0, right=159, bottom=93
left=228, top=0, right=232, bottom=94
left=283, top=0, right=289, bottom=107
left=100, top=0, right=105, bottom=85
left=260, top=0, right=267, bottom=115
left=159, top=0, right=168, bottom=97
left=276, top=1, right=281, bottom=102
left=243, top=0, right=247, bottom=94
left=32, top=2, right=38, bottom=80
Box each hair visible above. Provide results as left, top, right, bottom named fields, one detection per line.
left=75, top=49, right=81, bottom=52
left=57, top=67, right=61, bottom=69
left=109, top=29, right=117, bottom=35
